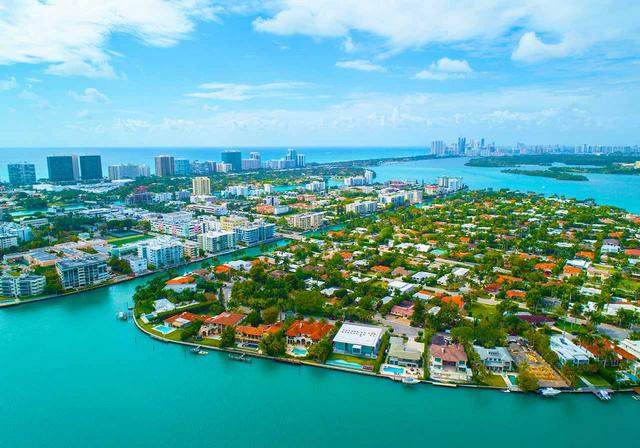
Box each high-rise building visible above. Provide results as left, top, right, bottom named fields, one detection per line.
left=47, top=155, right=79, bottom=182
left=286, top=148, right=297, bottom=164
left=221, top=150, right=242, bottom=171
left=174, top=158, right=191, bottom=176
left=192, top=176, right=211, bottom=196
left=297, top=154, right=306, bottom=167
left=79, top=155, right=103, bottom=180
left=56, top=256, right=110, bottom=290
left=108, top=164, right=149, bottom=180
left=457, top=137, right=466, bottom=155
left=7, top=162, right=36, bottom=185
left=431, top=141, right=445, bottom=156
left=155, top=155, right=175, bottom=177
left=250, top=152, right=261, bottom=162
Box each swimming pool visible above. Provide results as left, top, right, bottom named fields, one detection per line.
left=153, top=324, right=175, bottom=335
left=292, top=347, right=308, bottom=356
left=382, top=366, right=404, bottom=375
left=326, top=359, right=363, bottom=370
left=507, top=374, right=518, bottom=386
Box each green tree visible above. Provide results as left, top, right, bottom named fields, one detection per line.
left=220, top=325, right=236, bottom=347
left=261, top=306, right=279, bottom=324
left=517, top=364, right=539, bottom=392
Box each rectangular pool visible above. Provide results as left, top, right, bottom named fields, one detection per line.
left=292, top=348, right=308, bottom=356
left=153, top=324, right=175, bottom=335
left=383, top=366, right=405, bottom=375
left=326, top=359, right=363, bottom=370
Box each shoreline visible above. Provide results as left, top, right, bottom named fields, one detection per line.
left=0, top=236, right=285, bottom=308
left=133, top=313, right=634, bottom=397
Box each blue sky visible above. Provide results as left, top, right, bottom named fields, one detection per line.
left=0, top=0, right=639, bottom=147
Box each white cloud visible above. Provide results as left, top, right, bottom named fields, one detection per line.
left=342, top=36, right=356, bottom=53
left=512, top=32, right=577, bottom=63
left=253, top=1, right=640, bottom=61
left=69, top=87, right=110, bottom=103
left=0, top=76, right=18, bottom=91
left=185, top=81, right=314, bottom=101
left=336, top=59, right=385, bottom=72
left=0, top=0, right=218, bottom=77
left=415, top=57, right=472, bottom=80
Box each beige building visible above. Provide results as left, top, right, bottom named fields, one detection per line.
left=219, top=215, right=249, bottom=231
left=192, top=176, right=211, bottom=196
left=286, top=212, right=324, bottom=230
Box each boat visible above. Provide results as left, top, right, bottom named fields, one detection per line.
left=116, top=311, right=128, bottom=321
left=539, top=388, right=562, bottom=397
left=402, top=377, right=420, bottom=385
left=189, top=346, right=202, bottom=354
left=197, top=350, right=208, bottom=356
left=632, top=396, right=640, bottom=401
left=228, top=353, right=252, bottom=363
left=593, top=390, right=612, bottom=401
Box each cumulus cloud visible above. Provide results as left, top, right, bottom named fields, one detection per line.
left=0, top=0, right=218, bottom=77
left=336, top=59, right=385, bottom=72
left=253, top=0, right=640, bottom=61
left=185, top=81, right=315, bottom=101
left=69, top=88, right=110, bottom=103
left=512, top=32, right=577, bottom=63
left=415, top=57, right=472, bottom=80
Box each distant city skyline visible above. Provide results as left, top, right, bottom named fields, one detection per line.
left=0, top=1, right=639, bottom=147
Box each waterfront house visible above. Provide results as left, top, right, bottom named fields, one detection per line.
left=473, top=346, right=515, bottom=373
left=164, top=312, right=202, bottom=329
left=152, top=298, right=176, bottom=314
left=164, top=275, right=197, bottom=293
left=579, top=339, right=636, bottom=367
left=549, top=335, right=593, bottom=366
left=332, top=323, right=385, bottom=359
left=387, top=337, right=422, bottom=368
left=285, top=320, right=333, bottom=346
left=235, top=322, right=283, bottom=344
left=199, top=312, right=245, bottom=337
left=429, top=336, right=472, bottom=383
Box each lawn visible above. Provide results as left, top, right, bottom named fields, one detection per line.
left=580, top=373, right=611, bottom=388
left=467, top=303, right=497, bottom=319
left=483, top=374, right=507, bottom=387
left=555, top=319, right=588, bottom=336
left=328, top=352, right=376, bottom=366
left=108, top=234, right=153, bottom=247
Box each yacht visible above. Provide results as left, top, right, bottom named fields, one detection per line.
left=540, top=388, right=562, bottom=397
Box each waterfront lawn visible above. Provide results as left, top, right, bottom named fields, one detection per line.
left=482, top=374, right=507, bottom=388
left=198, top=338, right=221, bottom=348
left=580, top=373, right=611, bottom=388
left=328, top=353, right=376, bottom=367
left=108, top=234, right=153, bottom=247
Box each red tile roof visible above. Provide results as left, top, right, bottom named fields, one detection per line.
left=204, top=312, right=245, bottom=326
left=285, top=320, right=333, bottom=341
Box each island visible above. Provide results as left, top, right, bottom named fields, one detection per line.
left=502, top=169, right=588, bottom=181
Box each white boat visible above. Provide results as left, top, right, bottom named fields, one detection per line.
left=402, top=377, right=419, bottom=385
left=540, top=388, right=562, bottom=397
left=197, top=350, right=208, bottom=356
left=594, top=390, right=612, bottom=401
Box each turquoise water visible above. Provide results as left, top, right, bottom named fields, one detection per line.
left=292, top=347, right=308, bottom=356
left=371, top=157, right=640, bottom=213
left=2, top=153, right=640, bottom=447
left=383, top=366, right=405, bottom=375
